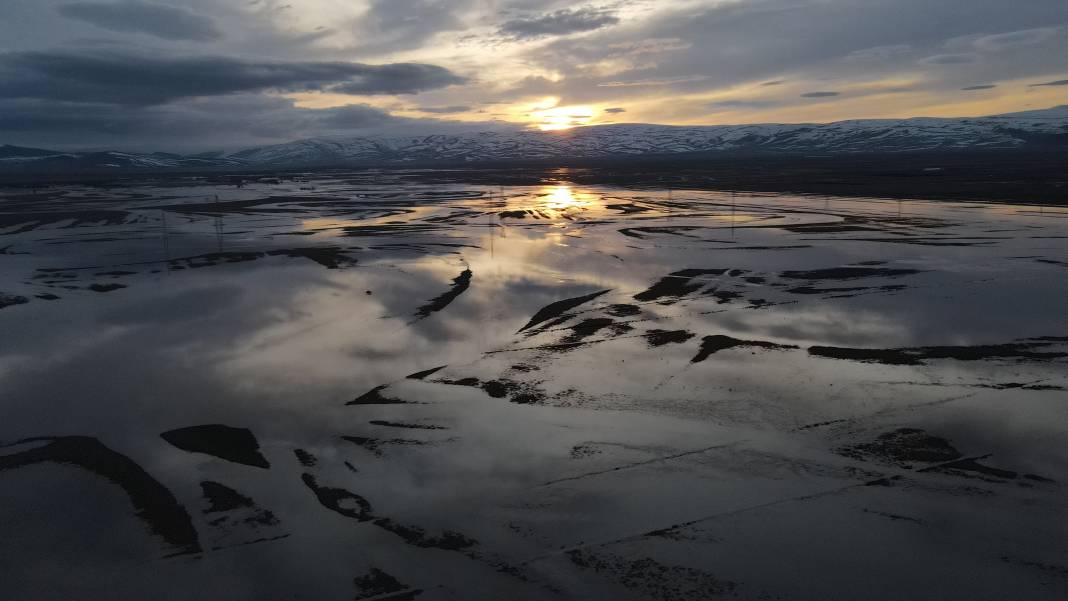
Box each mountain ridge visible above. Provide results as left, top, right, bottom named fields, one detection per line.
left=4, top=106, right=1066, bottom=171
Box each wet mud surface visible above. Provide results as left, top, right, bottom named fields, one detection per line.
left=353, top=568, right=414, bottom=600
left=0, top=436, right=201, bottom=556
left=1, top=172, right=1067, bottom=600
left=161, top=425, right=271, bottom=469
left=837, top=428, right=963, bottom=466
left=413, top=269, right=472, bottom=321
left=810, top=340, right=1068, bottom=365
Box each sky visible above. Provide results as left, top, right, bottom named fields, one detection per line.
left=1, top=0, right=1066, bottom=151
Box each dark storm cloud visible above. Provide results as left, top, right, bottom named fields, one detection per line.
left=526, top=0, right=1068, bottom=105
left=970, top=27, right=1062, bottom=51
left=920, top=53, right=978, bottom=65
left=499, top=8, right=619, bottom=40
left=709, top=99, right=780, bottom=109
left=329, top=63, right=466, bottom=95
left=0, top=100, right=145, bottom=136
left=0, top=96, right=516, bottom=152
left=0, top=97, right=297, bottom=151
left=315, top=104, right=400, bottom=127
left=845, top=44, right=912, bottom=61
left=961, top=84, right=996, bottom=91
left=801, top=92, right=840, bottom=98
left=57, top=1, right=221, bottom=41
left=414, top=105, right=472, bottom=114
left=0, top=51, right=466, bottom=105
left=353, top=0, right=471, bottom=54
left=1030, top=79, right=1068, bottom=87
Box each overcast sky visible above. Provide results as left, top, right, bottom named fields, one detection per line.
left=2, top=0, right=1066, bottom=151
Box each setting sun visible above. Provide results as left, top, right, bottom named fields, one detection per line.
left=532, top=105, right=597, bottom=131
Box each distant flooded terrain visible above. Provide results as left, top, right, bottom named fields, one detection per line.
left=1, top=171, right=1067, bottom=600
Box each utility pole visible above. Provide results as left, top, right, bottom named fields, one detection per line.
left=161, top=209, right=171, bottom=274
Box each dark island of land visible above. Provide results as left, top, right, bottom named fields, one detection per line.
left=2, top=150, right=1066, bottom=205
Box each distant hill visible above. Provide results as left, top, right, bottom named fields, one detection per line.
left=4, top=106, right=1066, bottom=172
left=0, top=145, right=244, bottom=171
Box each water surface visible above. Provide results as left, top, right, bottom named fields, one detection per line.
left=1, top=172, right=1067, bottom=600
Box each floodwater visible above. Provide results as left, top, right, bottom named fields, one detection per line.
left=1, top=171, right=1067, bottom=600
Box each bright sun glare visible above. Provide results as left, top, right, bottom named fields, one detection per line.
left=533, top=105, right=596, bottom=131
left=546, top=185, right=578, bottom=207
left=542, top=185, right=595, bottom=211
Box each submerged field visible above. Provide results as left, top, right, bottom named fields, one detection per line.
left=1, top=171, right=1067, bottom=600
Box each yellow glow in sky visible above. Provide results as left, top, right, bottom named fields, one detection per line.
left=479, top=97, right=604, bottom=131
left=532, top=106, right=597, bottom=130
left=288, top=70, right=1068, bottom=133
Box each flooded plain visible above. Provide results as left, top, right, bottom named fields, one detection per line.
left=1, top=171, right=1067, bottom=600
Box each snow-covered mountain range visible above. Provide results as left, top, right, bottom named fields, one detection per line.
left=0, top=146, right=244, bottom=170
left=4, top=106, right=1066, bottom=171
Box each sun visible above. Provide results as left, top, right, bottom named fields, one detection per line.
left=505, top=97, right=598, bottom=131
left=532, top=105, right=596, bottom=131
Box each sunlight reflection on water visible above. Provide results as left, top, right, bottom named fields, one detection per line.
left=1, top=175, right=1067, bottom=600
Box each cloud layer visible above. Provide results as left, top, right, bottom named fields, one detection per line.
left=0, top=0, right=1064, bottom=151
left=0, top=51, right=465, bottom=105
left=499, top=8, right=620, bottom=40
left=58, top=0, right=221, bottom=41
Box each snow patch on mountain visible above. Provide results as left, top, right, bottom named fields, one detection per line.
left=227, top=106, right=1068, bottom=166
left=3, top=106, right=1066, bottom=170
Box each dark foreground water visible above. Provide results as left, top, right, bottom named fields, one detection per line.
left=1, top=171, right=1067, bottom=600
